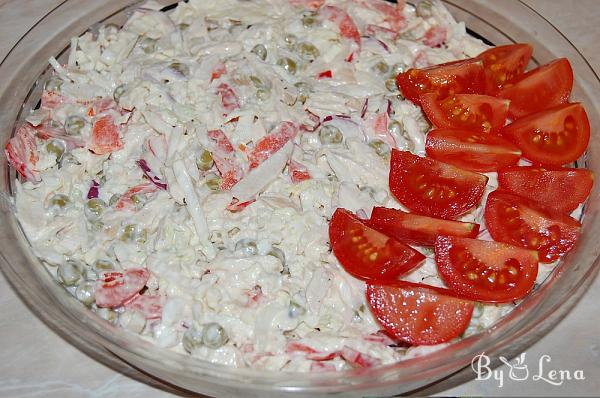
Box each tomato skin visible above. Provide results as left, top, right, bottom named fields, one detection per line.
left=477, top=43, right=533, bottom=94
left=425, top=128, right=521, bottom=172
left=498, top=166, right=593, bottom=214
left=369, top=207, right=480, bottom=246
left=497, top=58, right=573, bottom=119
left=366, top=280, right=474, bottom=345
left=389, top=150, right=488, bottom=219
left=329, top=208, right=425, bottom=281
left=435, top=236, right=538, bottom=303
left=484, top=190, right=581, bottom=263
left=420, top=93, right=510, bottom=133
left=500, top=103, right=590, bottom=167
left=396, top=58, right=485, bottom=106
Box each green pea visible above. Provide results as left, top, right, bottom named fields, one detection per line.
left=249, top=75, right=266, bottom=88
left=202, top=322, right=228, bottom=349
left=235, top=238, right=258, bottom=256
left=58, top=261, right=83, bottom=286
left=182, top=326, right=204, bottom=353
left=294, top=81, right=311, bottom=104
left=109, top=194, right=121, bottom=206
left=139, top=37, right=157, bottom=54
left=196, top=149, right=214, bottom=171
left=277, top=57, right=297, bottom=75
left=372, top=61, right=390, bottom=75
left=318, top=125, right=343, bottom=145
left=369, top=139, right=391, bottom=158
left=386, top=78, right=398, bottom=92
left=169, top=62, right=190, bottom=77
left=416, top=0, right=433, bottom=18
left=388, top=120, right=405, bottom=136
left=90, top=220, right=105, bottom=232
left=297, top=42, right=320, bottom=62
left=93, top=258, right=115, bottom=272
left=288, top=300, right=306, bottom=318
left=256, top=88, right=271, bottom=101
left=97, top=307, right=118, bottom=323
left=205, top=173, right=222, bottom=191
left=130, top=193, right=146, bottom=209
left=47, top=194, right=70, bottom=211
left=121, top=224, right=147, bottom=244
left=302, top=15, right=317, bottom=28
left=76, top=280, right=96, bottom=306
left=418, top=117, right=432, bottom=133
left=64, top=115, right=86, bottom=136
left=46, top=139, right=66, bottom=162
left=44, top=76, right=63, bottom=92
left=48, top=119, right=62, bottom=129
left=59, top=153, right=80, bottom=168
left=113, top=84, right=127, bottom=102
left=84, top=198, right=106, bottom=221
left=284, top=34, right=297, bottom=48
left=294, top=81, right=311, bottom=92
left=391, top=62, right=408, bottom=76
left=121, top=224, right=136, bottom=242
left=250, top=44, right=267, bottom=61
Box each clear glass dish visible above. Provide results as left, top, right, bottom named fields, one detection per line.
left=0, top=1, right=598, bottom=396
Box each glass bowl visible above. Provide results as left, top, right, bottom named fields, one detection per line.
left=1, top=1, right=598, bottom=396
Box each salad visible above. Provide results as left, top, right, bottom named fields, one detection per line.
left=3, top=0, right=592, bottom=372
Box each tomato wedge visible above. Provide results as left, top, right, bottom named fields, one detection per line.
left=369, top=207, right=480, bottom=246
left=500, top=103, right=590, bottom=167
left=425, top=128, right=521, bottom=172
left=329, top=208, right=425, bottom=281
left=497, top=58, right=573, bottom=119
left=477, top=43, right=533, bottom=94
left=435, top=236, right=538, bottom=303
left=498, top=166, right=593, bottom=214
left=366, top=280, right=474, bottom=345
left=389, top=150, right=488, bottom=219
left=396, top=58, right=485, bottom=105
left=420, top=93, right=510, bottom=133
left=484, top=190, right=581, bottom=263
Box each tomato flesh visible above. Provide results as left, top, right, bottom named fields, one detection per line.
left=369, top=207, right=480, bottom=246
left=425, top=128, right=521, bottom=172
left=477, top=43, right=533, bottom=94
left=396, top=58, right=485, bottom=105
left=366, top=280, right=474, bottom=345
left=420, top=93, right=509, bottom=133
left=500, top=103, right=590, bottom=167
left=498, top=166, right=593, bottom=214
left=497, top=58, right=573, bottom=119
left=389, top=150, right=488, bottom=219
left=484, top=190, right=581, bottom=263
left=435, top=236, right=538, bottom=303
left=90, top=115, right=123, bottom=155
left=329, top=208, right=425, bottom=281
left=95, top=268, right=151, bottom=308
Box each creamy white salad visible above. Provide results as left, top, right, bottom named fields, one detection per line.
left=7, top=0, right=556, bottom=371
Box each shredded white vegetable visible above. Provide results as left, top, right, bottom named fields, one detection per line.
left=7, top=0, right=526, bottom=372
